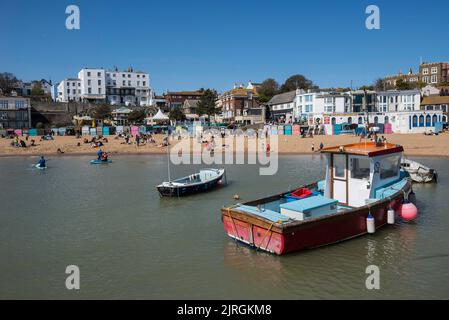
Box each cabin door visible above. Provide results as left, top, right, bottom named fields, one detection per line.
left=332, top=154, right=348, bottom=205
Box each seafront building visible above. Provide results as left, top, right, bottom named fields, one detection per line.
left=0, top=96, right=31, bottom=129
left=220, top=81, right=263, bottom=124
left=56, top=78, right=82, bottom=102
left=56, top=67, right=153, bottom=106
left=265, top=88, right=443, bottom=135
left=106, top=69, right=151, bottom=107
left=384, top=62, right=449, bottom=87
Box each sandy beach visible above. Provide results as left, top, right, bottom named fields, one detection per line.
left=1, top=133, right=448, bottom=157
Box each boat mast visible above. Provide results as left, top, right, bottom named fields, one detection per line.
left=166, top=129, right=171, bottom=182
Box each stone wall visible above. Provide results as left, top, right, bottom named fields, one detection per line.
left=30, top=101, right=98, bottom=127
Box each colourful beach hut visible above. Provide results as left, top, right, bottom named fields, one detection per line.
left=29, top=128, right=37, bottom=137
left=115, top=126, right=124, bottom=134
left=271, top=125, right=278, bottom=135
left=96, top=127, right=103, bottom=136
left=284, top=125, right=292, bottom=136
left=14, top=129, right=23, bottom=136
left=89, top=128, right=96, bottom=136
left=102, top=127, right=110, bottom=136
left=292, top=125, right=300, bottom=136
left=277, top=125, right=284, bottom=135
left=58, top=128, right=66, bottom=136
left=130, top=126, right=139, bottom=136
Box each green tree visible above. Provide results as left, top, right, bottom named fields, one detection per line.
left=257, top=78, right=279, bottom=103
left=373, top=78, right=387, bottom=91
left=128, top=109, right=146, bottom=124
left=280, top=74, right=315, bottom=93
left=265, top=105, right=271, bottom=121
left=169, top=106, right=186, bottom=121
left=197, top=89, right=219, bottom=124
left=31, top=83, right=44, bottom=96
left=395, top=79, right=412, bottom=90
left=94, top=104, right=112, bottom=121
left=0, top=72, right=18, bottom=94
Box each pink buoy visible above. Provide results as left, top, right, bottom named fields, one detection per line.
left=399, top=201, right=418, bottom=221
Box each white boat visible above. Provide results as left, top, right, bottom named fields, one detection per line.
left=157, top=168, right=226, bottom=197
left=401, top=159, right=437, bottom=183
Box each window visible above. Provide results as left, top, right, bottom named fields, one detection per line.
left=88, top=80, right=91, bottom=85
left=334, top=156, right=346, bottom=179
left=143, top=81, right=146, bottom=86
left=137, top=81, right=140, bottom=86
left=137, top=75, right=140, bottom=78
left=422, top=68, right=429, bottom=75
left=128, top=81, right=131, bottom=86
left=67, top=82, right=70, bottom=87
left=351, top=158, right=370, bottom=180
left=98, top=80, right=101, bottom=85
left=431, top=67, right=438, bottom=74
left=128, top=74, right=131, bottom=78
left=419, top=115, right=424, bottom=127
left=88, top=88, right=92, bottom=94
left=431, top=75, right=438, bottom=83
left=380, top=155, right=400, bottom=180
left=99, top=88, right=102, bottom=94
left=412, top=115, right=418, bottom=127
left=122, top=81, right=126, bottom=86
left=87, top=72, right=91, bottom=76
left=67, top=89, right=70, bottom=94
left=15, top=100, right=25, bottom=108
left=97, top=72, right=101, bottom=77
left=422, top=76, right=429, bottom=83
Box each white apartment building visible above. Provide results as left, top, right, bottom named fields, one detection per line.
left=56, top=78, right=82, bottom=102
left=105, top=70, right=151, bottom=106
left=55, top=67, right=152, bottom=106
left=376, top=90, right=421, bottom=112
left=294, top=90, right=318, bottom=120
left=78, top=68, right=106, bottom=103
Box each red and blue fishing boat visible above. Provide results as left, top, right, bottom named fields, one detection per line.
left=221, top=142, right=416, bottom=255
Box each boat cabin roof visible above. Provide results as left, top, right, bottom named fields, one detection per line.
left=321, top=142, right=403, bottom=157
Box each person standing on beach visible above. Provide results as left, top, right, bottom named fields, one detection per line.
left=136, top=135, right=140, bottom=147
left=311, top=143, right=315, bottom=152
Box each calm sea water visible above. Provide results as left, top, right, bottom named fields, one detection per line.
left=0, top=154, right=448, bottom=299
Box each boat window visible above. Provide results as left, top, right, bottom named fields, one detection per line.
left=380, top=155, right=400, bottom=179
left=351, top=158, right=370, bottom=180
left=333, top=155, right=346, bottom=179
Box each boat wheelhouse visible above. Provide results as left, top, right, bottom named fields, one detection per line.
left=221, top=142, right=412, bottom=255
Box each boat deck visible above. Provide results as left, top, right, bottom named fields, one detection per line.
left=232, top=177, right=409, bottom=225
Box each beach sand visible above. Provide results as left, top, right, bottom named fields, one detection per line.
left=1, top=133, right=448, bottom=157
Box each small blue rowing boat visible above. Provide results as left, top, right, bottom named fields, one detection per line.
left=90, top=159, right=112, bottom=165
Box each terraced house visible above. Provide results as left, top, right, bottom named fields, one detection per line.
left=0, top=96, right=31, bottom=129
left=220, top=82, right=262, bottom=124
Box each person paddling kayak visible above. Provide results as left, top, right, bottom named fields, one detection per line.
left=97, top=149, right=103, bottom=161
left=37, top=156, right=46, bottom=168
left=101, top=151, right=109, bottom=162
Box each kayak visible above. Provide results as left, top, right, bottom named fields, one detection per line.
left=90, top=159, right=112, bottom=165
left=35, top=164, right=47, bottom=170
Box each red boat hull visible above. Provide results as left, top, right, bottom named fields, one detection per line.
left=222, top=187, right=408, bottom=255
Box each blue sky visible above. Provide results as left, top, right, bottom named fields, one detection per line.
left=1, top=0, right=448, bottom=93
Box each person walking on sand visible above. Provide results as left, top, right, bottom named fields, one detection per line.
left=319, top=142, right=324, bottom=151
